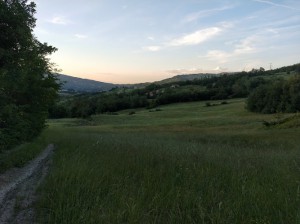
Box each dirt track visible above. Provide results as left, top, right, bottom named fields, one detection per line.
left=0, top=144, right=54, bottom=224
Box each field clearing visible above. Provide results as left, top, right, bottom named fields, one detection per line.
left=35, top=99, right=300, bottom=223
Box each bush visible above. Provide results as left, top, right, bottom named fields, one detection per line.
left=247, top=77, right=300, bottom=113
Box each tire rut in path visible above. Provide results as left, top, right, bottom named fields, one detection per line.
left=0, top=144, right=54, bottom=224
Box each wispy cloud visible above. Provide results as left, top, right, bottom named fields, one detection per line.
left=206, top=35, right=259, bottom=63
left=234, top=36, right=258, bottom=54
left=75, top=34, right=88, bottom=39
left=143, top=24, right=229, bottom=52
left=206, top=50, right=232, bottom=63
left=168, top=27, right=222, bottom=46
left=50, top=16, right=70, bottom=25
left=253, top=0, right=300, bottom=11
left=266, top=28, right=279, bottom=34
left=183, top=5, right=234, bottom=23
left=143, top=46, right=161, bottom=52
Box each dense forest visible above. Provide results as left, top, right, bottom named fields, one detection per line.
left=50, top=64, right=300, bottom=118
left=0, top=0, right=59, bottom=151
left=247, top=76, right=300, bottom=113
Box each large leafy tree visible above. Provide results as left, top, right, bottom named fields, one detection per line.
left=247, top=77, right=300, bottom=114
left=0, top=0, right=59, bottom=150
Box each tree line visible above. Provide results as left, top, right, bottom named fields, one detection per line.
left=50, top=65, right=300, bottom=119
left=247, top=76, right=300, bottom=113
left=0, top=0, right=59, bottom=151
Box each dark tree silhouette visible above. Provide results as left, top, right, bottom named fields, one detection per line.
left=0, top=0, right=59, bottom=150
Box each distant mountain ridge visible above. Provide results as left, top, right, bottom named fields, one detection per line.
left=56, top=73, right=223, bottom=93
left=55, top=71, right=252, bottom=92
left=57, top=63, right=300, bottom=93
left=57, top=74, right=118, bottom=92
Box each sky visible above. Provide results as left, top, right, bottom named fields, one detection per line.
left=33, top=0, right=300, bottom=84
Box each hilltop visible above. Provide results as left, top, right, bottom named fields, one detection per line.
left=50, top=63, right=300, bottom=118
left=56, top=63, right=300, bottom=94
left=56, top=73, right=220, bottom=93
left=57, top=74, right=118, bottom=93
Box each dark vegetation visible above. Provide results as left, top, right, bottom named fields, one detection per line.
left=50, top=64, right=300, bottom=118
left=262, top=113, right=300, bottom=128
left=247, top=76, right=300, bottom=113
left=0, top=0, right=58, bottom=151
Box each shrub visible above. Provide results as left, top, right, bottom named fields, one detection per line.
left=247, top=77, right=300, bottom=113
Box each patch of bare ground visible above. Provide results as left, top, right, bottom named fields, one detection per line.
left=0, top=144, right=54, bottom=224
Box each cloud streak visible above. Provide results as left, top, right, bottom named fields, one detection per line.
left=143, top=46, right=161, bottom=52
left=143, top=26, right=223, bottom=52
left=253, top=0, right=300, bottom=11
left=49, top=16, right=70, bottom=25
left=75, top=34, right=88, bottom=39
left=183, top=5, right=234, bottom=23
left=206, top=35, right=259, bottom=63
left=168, top=27, right=222, bottom=46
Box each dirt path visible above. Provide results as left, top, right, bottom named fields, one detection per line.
left=0, top=144, right=54, bottom=224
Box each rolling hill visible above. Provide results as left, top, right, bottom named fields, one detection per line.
left=57, top=74, right=118, bottom=93
left=56, top=73, right=221, bottom=92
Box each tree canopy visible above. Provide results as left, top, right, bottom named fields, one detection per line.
left=247, top=76, right=300, bottom=113
left=0, top=0, right=59, bottom=151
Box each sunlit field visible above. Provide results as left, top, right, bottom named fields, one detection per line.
left=34, top=99, right=299, bottom=223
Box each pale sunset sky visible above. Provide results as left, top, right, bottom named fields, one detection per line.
left=33, top=0, right=300, bottom=84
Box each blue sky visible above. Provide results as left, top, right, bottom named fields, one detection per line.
left=33, top=0, right=300, bottom=83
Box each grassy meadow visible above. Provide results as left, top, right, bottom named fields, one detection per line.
left=28, top=99, right=300, bottom=223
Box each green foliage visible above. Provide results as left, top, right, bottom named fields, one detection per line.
left=0, top=133, right=47, bottom=173
left=262, top=113, right=300, bottom=128
left=50, top=64, right=298, bottom=119
left=247, top=76, right=300, bottom=113
left=51, top=72, right=248, bottom=118
left=0, top=0, right=59, bottom=150
left=48, top=103, right=69, bottom=118
left=296, top=64, right=300, bottom=75
left=268, top=63, right=300, bottom=74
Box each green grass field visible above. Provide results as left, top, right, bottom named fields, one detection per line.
left=14, top=99, right=300, bottom=223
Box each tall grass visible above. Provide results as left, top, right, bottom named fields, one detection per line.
left=0, top=133, right=48, bottom=173
left=38, top=99, right=300, bottom=223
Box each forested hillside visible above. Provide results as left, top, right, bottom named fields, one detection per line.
left=49, top=64, right=300, bottom=118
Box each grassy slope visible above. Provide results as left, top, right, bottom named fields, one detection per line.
left=37, top=99, right=300, bottom=223
left=0, top=135, right=49, bottom=173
